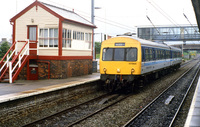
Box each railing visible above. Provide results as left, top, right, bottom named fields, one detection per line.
left=9, top=40, right=29, bottom=83
left=0, top=41, right=17, bottom=81
left=0, top=41, right=16, bottom=72
left=0, top=40, right=29, bottom=83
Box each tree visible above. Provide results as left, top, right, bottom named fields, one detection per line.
left=95, top=42, right=101, bottom=54
left=0, top=41, right=11, bottom=58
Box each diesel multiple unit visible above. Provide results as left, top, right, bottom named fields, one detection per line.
left=100, top=36, right=182, bottom=92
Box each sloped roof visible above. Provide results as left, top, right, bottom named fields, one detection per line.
left=191, top=0, right=200, bottom=31
left=42, top=2, right=95, bottom=27
left=10, top=1, right=96, bottom=28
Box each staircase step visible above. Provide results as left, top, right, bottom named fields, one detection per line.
left=2, top=76, right=9, bottom=79
left=0, top=79, right=9, bottom=83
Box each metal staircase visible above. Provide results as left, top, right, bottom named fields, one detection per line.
left=0, top=40, right=30, bottom=83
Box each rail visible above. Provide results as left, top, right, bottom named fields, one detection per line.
left=123, top=62, right=199, bottom=127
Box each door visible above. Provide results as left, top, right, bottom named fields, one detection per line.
left=28, top=26, right=37, bottom=56
left=29, top=67, right=38, bottom=80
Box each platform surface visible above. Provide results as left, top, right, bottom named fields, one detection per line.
left=0, top=73, right=100, bottom=103
left=185, top=76, right=200, bottom=127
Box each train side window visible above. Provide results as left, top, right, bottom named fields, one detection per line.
left=155, top=49, right=158, bottom=60
left=157, top=50, right=160, bottom=60
left=161, top=50, right=163, bottom=59
left=161, top=50, right=164, bottom=59
left=153, top=49, right=156, bottom=60
left=163, top=50, right=166, bottom=59
left=166, top=50, right=169, bottom=59
left=170, top=51, right=172, bottom=58
left=102, top=48, right=113, bottom=61
left=149, top=48, right=153, bottom=61
left=142, top=47, right=145, bottom=62
left=172, top=51, right=175, bottom=58
left=168, top=50, right=170, bottom=58
left=145, top=48, right=149, bottom=61
left=160, top=50, right=162, bottom=59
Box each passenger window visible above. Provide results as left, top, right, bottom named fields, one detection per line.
left=149, top=49, right=153, bottom=60
left=155, top=49, right=158, bottom=60
left=145, top=49, right=149, bottom=61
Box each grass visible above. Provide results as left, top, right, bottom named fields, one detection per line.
left=96, top=54, right=100, bottom=59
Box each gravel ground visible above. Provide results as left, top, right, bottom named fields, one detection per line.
left=172, top=67, right=200, bottom=127
left=73, top=60, right=198, bottom=127
left=126, top=62, right=200, bottom=126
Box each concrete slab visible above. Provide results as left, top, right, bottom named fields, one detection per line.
left=185, top=76, right=200, bottom=127
left=189, top=116, right=200, bottom=126
left=0, top=73, right=100, bottom=103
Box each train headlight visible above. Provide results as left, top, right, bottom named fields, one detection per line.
left=131, top=68, right=135, bottom=73
left=117, top=68, right=120, bottom=73
left=103, top=68, right=107, bottom=73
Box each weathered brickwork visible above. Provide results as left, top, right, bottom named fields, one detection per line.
left=17, top=65, right=27, bottom=80
left=18, top=59, right=92, bottom=80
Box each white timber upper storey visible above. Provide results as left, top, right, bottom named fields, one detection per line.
left=10, top=1, right=96, bottom=57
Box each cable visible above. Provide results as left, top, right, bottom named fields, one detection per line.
left=95, top=18, right=135, bottom=32
left=146, top=0, right=180, bottom=27
left=42, top=0, right=136, bottom=32
left=183, top=13, right=198, bottom=33
left=95, top=16, right=136, bottom=30
left=146, top=15, right=160, bottom=35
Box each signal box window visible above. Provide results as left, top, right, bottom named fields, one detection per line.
left=39, top=28, right=58, bottom=47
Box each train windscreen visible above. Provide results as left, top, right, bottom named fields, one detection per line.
left=102, top=48, right=137, bottom=61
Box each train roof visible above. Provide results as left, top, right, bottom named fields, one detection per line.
left=169, top=45, right=181, bottom=51
left=115, top=36, right=181, bottom=51
left=116, top=36, right=168, bottom=48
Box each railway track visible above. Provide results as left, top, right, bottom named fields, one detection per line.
left=123, top=62, right=200, bottom=127
left=181, top=58, right=198, bottom=68
left=23, top=59, right=199, bottom=127
left=23, top=92, right=131, bottom=127
left=67, top=93, right=132, bottom=127
left=22, top=93, right=109, bottom=127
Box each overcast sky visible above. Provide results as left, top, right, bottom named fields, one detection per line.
left=0, top=0, right=197, bottom=42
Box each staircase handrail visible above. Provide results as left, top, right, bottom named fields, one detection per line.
left=11, top=41, right=29, bottom=64
left=9, top=40, right=29, bottom=83
left=12, top=42, right=29, bottom=72
left=0, top=41, right=17, bottom=76
left=0, top=49, right=16, bottom=72
left=0, top=41, right=16, bottom=64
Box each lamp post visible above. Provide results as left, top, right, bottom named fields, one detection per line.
left=91, top=0, right=101, bottom=60
left=91, top=0, right=95, bottom=60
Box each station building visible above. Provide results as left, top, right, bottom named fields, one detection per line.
left=4, top=1, right=96, bottom=82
